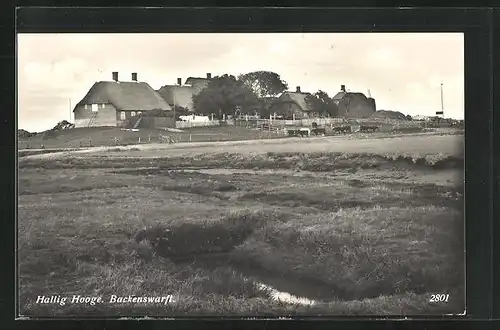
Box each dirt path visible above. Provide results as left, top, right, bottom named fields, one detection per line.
left=102, top=134, right=463, bottom=158
left=22, top=133, right=463, bottom=161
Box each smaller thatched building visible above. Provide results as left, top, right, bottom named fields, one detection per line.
left=268, top=86, right=316, bottom=119
left=157, top=73, right=212, bottom=111
left=332, top=85, right=376, bottom=118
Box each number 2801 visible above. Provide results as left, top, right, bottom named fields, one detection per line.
left=429, top=294, right=450, bottom=303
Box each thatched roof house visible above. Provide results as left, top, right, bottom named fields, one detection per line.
left=185, top=74, right=211, bottom=92
left=73, top=72, right=172, bottom=128
left=157, top=73, right=212, bottom=111
left=332, top=85, right=376, bottom=118
left=268, top=86, right=316, bottom=119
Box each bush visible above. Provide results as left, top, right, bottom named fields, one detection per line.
left=142, top=109, right=174, bottom=118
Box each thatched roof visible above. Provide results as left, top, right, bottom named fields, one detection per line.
left=278, top=91, right=314, bottom=111
left=332, top=91, right=346, bottom=100
left=333, top=91, right=369, bottom=101
left=185, top=77, right=210, bottom=85
left=371, top=110, right=408, bottom=120
left=74, top=81, right=172, bottom=112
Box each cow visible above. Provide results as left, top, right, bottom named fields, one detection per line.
left=359, top=125, right=379, bottom=133
left=287, top=128, right=310, bottom=137
left=332, top=126, right=351, bottom=134
left=311, top=128, right=326, bottom=136
left=299, top=128, right=311, bottom=137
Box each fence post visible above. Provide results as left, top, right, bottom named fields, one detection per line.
left=138, top=137, right=141, bottom=143
left=89, top=137, right=92, bottom=147
left=148, top=134, right=151, bottom=143
left=189, top=134, right=192, bottom=142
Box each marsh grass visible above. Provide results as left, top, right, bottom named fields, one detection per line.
left=18, top=151, right=463, bottom=172
left=238, top=182, right=462, bottom=211
left=160, top=179, right=239, bottom=200
left=231, top=205, right=463, bottom=302
left=18, top=151, right=464, bottom=316
left=18, top=205, right=281, bottom=317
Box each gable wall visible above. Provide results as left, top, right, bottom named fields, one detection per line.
left=74, top=103, right=117, bottom=127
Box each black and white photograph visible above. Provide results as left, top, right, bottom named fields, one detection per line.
left=17, top=32, right=465, bottom=317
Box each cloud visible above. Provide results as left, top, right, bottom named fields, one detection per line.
left=22, top=58, right=90, bottom=90
left=17, top=92, right=73, bottom=132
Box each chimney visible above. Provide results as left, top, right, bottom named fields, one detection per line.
left=112, top=72, right=119, bottom=82
left=296, top=86, right=301, bottom=93
left=207, top=73, right=212, bottom=79
left=341, top=85, right=346, bottom=92
left=177, top=78, right=182, bottom=85
left=131, top=72, right=138, bottom=82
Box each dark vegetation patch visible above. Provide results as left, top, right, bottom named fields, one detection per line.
left=19, top=184, right=130, bottom=196
left=239, top=190, right=374, bottom=211
left=133, top=209, right=287, bottom=262
left=161, top=180, right=238, bottom=200
left=238, top=182, right=462, bottom=211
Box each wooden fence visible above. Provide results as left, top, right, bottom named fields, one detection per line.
left=235, top=117, right=424, bottom=128
left=235, top=117, right=349, bottom=128
left=175, top=120, right=220, bottom=129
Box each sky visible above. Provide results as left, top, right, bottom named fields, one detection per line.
left=17, top=33, right=464, bottom=132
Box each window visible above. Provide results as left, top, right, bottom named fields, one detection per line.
left=131, top=111, right=136, bottom=117
left=120, top=111, right=126, bottom=120
left=91, top=104, right=98, bottom=112
left=84, top=104, right=87, bottom=110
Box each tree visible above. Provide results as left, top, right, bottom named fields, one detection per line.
left=256, top=97, right=278, bottom=118
left=306, top=90, right=338, bottom=117
left=238, top=71, right=288, bottom=99
left=172, top=105, right=190, bottom=120
left=272, top=103, right=300, bottom=120
left=192, top=74, right=259, bottom=119
left=142, top=109, right=173, bottom=117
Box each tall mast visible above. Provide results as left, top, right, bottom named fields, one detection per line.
left=436, top=83, right=444, bottom=117
left=440, top=83, right=444, bottom=114
left=173, top=90, right=176, bottom=128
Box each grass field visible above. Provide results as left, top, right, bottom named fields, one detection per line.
left=18, top=132, right=465, bottom=317
left=17, top=124, right=461, bottom=151
left=18, top=126, right=285, bottom=149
